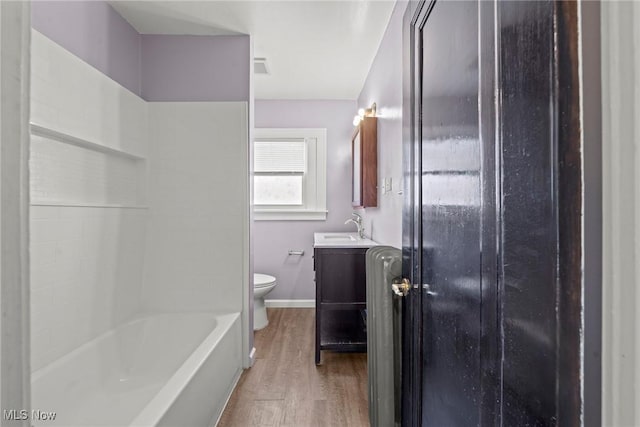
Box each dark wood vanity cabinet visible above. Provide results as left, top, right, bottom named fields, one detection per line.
left=314, top=247, right=368, bottom=364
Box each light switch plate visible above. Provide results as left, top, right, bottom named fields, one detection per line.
left=383, top=177, right=392, bottom=193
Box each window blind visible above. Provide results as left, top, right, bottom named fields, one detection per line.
left=254, top=140, right=306, bottom=173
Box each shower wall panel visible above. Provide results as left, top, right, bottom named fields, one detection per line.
left=142, top=102, right=248, bottom=314
left=29, top=30, right=148, bottom=371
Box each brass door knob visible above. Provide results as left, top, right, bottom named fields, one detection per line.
left=391, top=278, right=411, bottom=297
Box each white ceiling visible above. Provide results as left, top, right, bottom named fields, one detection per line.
left=110, top=1, right=396, bottom=100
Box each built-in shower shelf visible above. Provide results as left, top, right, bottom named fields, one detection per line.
left=30, top=124, right=148, bottom=208
left=30, top=124, right=146, bottom=160
left=31, top=201, right=149, bottom=209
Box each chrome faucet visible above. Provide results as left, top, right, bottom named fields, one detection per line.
left=344, top=213, right=365, bottom=239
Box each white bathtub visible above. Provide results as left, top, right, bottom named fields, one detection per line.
left=31, top=312, right=242, bottom=427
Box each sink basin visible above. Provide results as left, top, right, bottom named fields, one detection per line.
left=314, top=232, right=377, bottom=248
left=323, top=235, right=357, bottom=241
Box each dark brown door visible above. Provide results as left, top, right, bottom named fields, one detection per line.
left=401, top=1, right=584, bottom=425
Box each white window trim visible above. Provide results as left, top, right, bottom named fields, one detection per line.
left=254, top=128, right=327, bottom=221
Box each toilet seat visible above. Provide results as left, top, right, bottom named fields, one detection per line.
left=254, top=273, right=276, bottom=288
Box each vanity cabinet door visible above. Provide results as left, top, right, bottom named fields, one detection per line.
left=314, top=247, right=369, bottom=364
left=316, top=248, right=367, bottom=304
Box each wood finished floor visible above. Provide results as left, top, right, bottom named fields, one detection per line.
left=218, top=308, right=369, bottom=427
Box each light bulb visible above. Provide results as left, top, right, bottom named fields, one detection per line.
left=353, top=116, right=361, bottom=126
left=358, top=108, right=365, bottom=118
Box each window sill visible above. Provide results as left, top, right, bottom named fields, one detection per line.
left=254, top=209, right=327, bottom=221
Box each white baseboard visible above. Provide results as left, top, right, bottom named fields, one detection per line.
left=265, top=299, right=315, bottom=308
left=248, top=347, right=256, bottom=367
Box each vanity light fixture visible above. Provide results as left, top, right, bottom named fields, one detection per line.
left=353, top=102, right=377, bottom=126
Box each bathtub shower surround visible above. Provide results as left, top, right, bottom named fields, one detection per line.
left=30, top=30, right=149, bottom=371
left=30, top=29, right=249, bottom=426
left=31, top=313, right=241, bottom=427
left=143, top=102, right=248, bottom=314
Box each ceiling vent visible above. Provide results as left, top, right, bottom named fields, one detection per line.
left=254, top=57, right=270, bottom=75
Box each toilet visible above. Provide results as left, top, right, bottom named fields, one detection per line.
left=253, top=273, right=277, bottom=330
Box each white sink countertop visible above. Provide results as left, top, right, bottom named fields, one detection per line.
left=313, top=232, right=378, bottom=248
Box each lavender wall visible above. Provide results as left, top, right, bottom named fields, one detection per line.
left=141, top=35, right=250, bottom=102
left=32, top=1, right=142, bottom=95
left=254, top=100, right=357, bottom=300
left=32, top=2, right=251, bottom=103
left=255, top=1, right=407, bottom=300
left=356, top=0, right=408, bottom=248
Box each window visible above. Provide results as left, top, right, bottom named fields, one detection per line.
left=253, top=128, right=327, bottom=220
